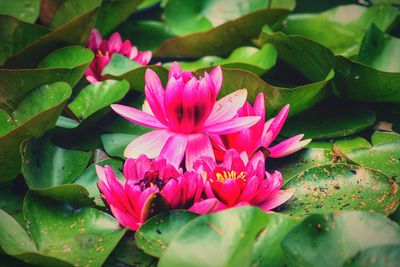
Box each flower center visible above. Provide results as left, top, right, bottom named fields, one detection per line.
left=214, top=168, right=246, bottom=183
left=136, top=170, right=166, bottom=189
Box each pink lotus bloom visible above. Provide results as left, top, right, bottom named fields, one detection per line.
left=85, top=29, right=152, bottom=83
left=194, top=149, right=295, bottom=213
left=111, top=62, right=260, bottom=169
left=96, top=155, right=212, bottom=231
left=213, top=93, right=311, bottom=161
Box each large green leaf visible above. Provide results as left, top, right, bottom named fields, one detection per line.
left=164, top=0, right=295, bottom=36
left=358, top=24, right=400, bottom=73
left=251, top=214, right=298, bottom=267
left=101, top=133, right=142, bottom=158
left=23, top=193, right=126, bottom=266
left=158, top=206, right=270, bottom=267
left=333, top=137, right=372, bottom=154
left=21, top=135, right=91, bottom=188
left=50, top=0, right=101, bottom=29
left=136, top=210, right=198, bottom=257
left=154, top=7, right=292, bottom=58
left=0, top=82, right=71, bottom=182
left=0, top=183, right=25, bottom=227
left=371, top=130, right=400, bottom=145
left=4, top=5, right=98, bottom=68
left=216, top=68, right=333, bottom=117
left=0, top=15, right=48, bottom=66
left=270, top=148, right=345, bottom=181
left=280, top=101, right=376, bottom=139
left=281, top=211, right=400, bottom=267
left=96, top=0, right=143, bottom=35
left=172, top=44, right=277, bottom=76
left=282, top=4, right=399, bottom=57
left=0, top=0, right=40, bottom=23
left=343, top=245, right=400, bottom=267
left=345, top=141, right=400, bottom=180
left=67, top=79, right=130, bottom=121
left=0, top=46, right=93, bottom=112
left=281, top=164, right=400, bottom=218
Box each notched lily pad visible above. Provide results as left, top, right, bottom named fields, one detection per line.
left=281, top=163, right=400, bottom=217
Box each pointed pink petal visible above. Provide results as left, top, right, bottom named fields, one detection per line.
left=209, top=66, right=222, bottom=95
left=124, top=129, right=174, bottom=159
left=111, top=104, right=166, bottom=129
left=110, top=205, right=140, bottom=230
left=160, top=134, right=188, bottom=168
left=269, top=135, right=311, bottom=158
left=123, top=158, right=137, bottom=180
left=259, top=189, right=295, bottom=212
left=168, top=61, right=182, bottom=79
left=240, top=176, right=261, bottom=202
left=185, top=134, right=214, bottom=170
left=88, top=29, right=102, bottom=50
left=120, top=40, right=132, bottom=57
left=267, top=104, right=289, bottom=141
left=136, top=51, right=152, bottom=65
left=108, top=32, right=122, bottom=53
left=253, top=93, right=265, bottom=118
left=189, top=199, right=219, bottom=214
left=203, top=116, right=261, bottom=135
left=205, top=89, right=248, bottom=125
left=129, top=46, right=138, bottom=59
left=161, top=180, right=181, bottom=209
left=164, top=76, right=184, bottom=129
left=145, top=69, right=168, bottom=125
left=218, top=179, right=241, bottom=206
left=95, top=165, right=106, bottom=182
left=136, top=155, right=152, bottom=179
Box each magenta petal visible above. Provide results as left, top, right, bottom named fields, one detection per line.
left=189, top=199, right=219, bottom=214
left=203, top=116, right=261, bottom=135
left=253, top=93, right=265, bottom=118
left=111, top=104, right=166, bottom=129
left=135, top=154, right=152, bottom=179
left=110, top=205, right=140, bottom=230
left=88, top=29, right=103, bottom=50
left=160, top=134, right=188, bottom=168
left=205, top=89, right=248, bottom=125
left=239, top=176, right=261, bottom=202
left=123, top=158, right=138, bottom=180
left=108, top=32, right=122, bottom=53
left=267, top=104, right=290, bottom=141
left=145, top=69, right=168, bottom=125
left=269, top=135, right=311, bottom=158
left=209, top=66, right=222, bottom=95
left=125, top=129, right=173, bottom=159
left=161, top=180, right=180, bottom=208
left=259, top=189, right=295, bottom=212
left=204, top=181, right=216, bottom=198
left=185, top=134, right=214, bottom=170
left=136, top=51, right=152, bottom=65
left=168, top=61, right=182, bottom=79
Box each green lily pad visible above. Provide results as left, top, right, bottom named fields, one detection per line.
left=0, top=46, right=93, bottom=112
left=270, top=148, right=345, bottom=182
left=251, top=214, right=298, bottom=267
left=74, top=158, right=122, bottom=206
left=50, top=0, right=101, bottom=29
left=172, top=44, right=277, bottom=76
left=155, top=7, right=292, bottom=58
left=164, top=0, right=295, bottom=36
left=101, top=133, right=142, bottom=158
left=117, top=20, right=177, bottom=51
left=105, top=233, right=156, bottom=266
left=0, top=82, right=72, bottom=182
left=0, top=183, right=25, bottom=227
left=281, top=211, right=400, bottom=267
left=23, top=193, right=126, bottom=266
left=333, top=137, right=372, bottom=154
left=345, top=141, right=400, bottom=180
left=357, top=24, right=400, bottom=73
left=280, top=101, right=376, bottom=139
left=282, top=4, right=399, bottom=57
left=4, top=5, right=98, bottom=68
left=95, top=0, right=143, bottom=36
left=102, top=54, right=142, bottom=77
left=0, top=15, right=48, bottom=66
left=217, top=68, right=334, bottom=118
left=281, top=164, right=400, bottom=218
left=344, top=244, right=400, bottom=267
left=372, top=130, right=400, bottom=145
left=0, top=0, right=40, bottom=23
left=136, top=210, right=198, bottom=258
left=21, top=135, right=91, bottom=189
left=67, top=79, right=130, bottom=121
left=158, top=206, right=270, bottom=267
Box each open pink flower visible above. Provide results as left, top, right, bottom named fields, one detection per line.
left=85, top=29, right=152, bottom=83
left=111, top=62, right=260, bottom=169
left=213, top=93, right=311, bottom=161
left=96, top=155, right=209, bottom=231
left=193, top=149, right=295, bottom=213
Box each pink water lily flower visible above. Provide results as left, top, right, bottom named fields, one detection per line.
left=194, top=149, right=295, bottom=213
left=111, top=62, right=260, bottom=169
left=213, top=93, right=311, bottom=161
left=96, top=155, right=211, bottom=231
left=85, top=29, right=152, bottom=83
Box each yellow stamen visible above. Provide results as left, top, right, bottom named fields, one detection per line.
left=215, top=170, right=246, bottom=182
